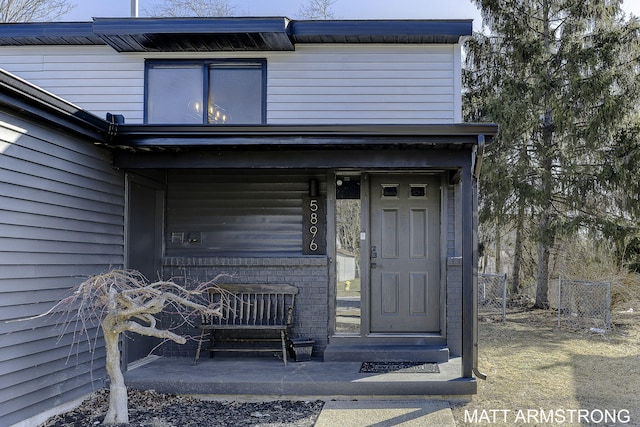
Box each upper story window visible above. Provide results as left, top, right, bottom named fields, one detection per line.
left=145, top=60, right=266, bottom=125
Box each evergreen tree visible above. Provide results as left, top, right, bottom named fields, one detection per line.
left=465, top=0, right=640, bottom=307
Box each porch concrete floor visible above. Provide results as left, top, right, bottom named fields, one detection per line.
left=124, top=355, right=476, bottom=398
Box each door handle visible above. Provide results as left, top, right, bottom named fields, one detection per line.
left=371, top=246, right=377, bottom=259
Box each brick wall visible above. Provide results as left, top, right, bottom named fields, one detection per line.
left=159, top=257, right=329, bottom=358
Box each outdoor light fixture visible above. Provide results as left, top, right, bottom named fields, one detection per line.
left=308, top=179, right=319, bottom=197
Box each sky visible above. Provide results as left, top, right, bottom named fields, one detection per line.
left=63, top=0, right=484, bottom=22
left=61, top=0, right=640, bottom=30
left=62, top=0, right=640, bottom=30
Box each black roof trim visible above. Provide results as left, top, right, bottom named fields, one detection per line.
left=92, top=17, right=294, bottom=52
left=110, top=123, right=498, bottom=150
left=0, top=18, right=472, bottom=51
left=290, top=20, right=472, bottom=44
left=0, top=21, right=104, bottom=46
left=0, top=69, right=111, bottom=141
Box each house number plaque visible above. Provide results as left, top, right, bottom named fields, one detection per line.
left=303, top=196, right=326, bottom=255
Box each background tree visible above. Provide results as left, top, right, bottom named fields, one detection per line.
left=0, top=0, right=75, bottom=22
left=148, top=0, right=238, bottom=17
left=12, top=270, right=224, bottom=425
left=298, top=0, right=338, bottom=20
left=465, top=0, right=640, bottom=307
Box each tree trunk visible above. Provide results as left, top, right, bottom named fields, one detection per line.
left=534, top=0, right=553, bottom=309
left=511, top=198, right=525, bottom=294
left=535, top=107, right=554, bottom=309
left=535, top=214, right=551, bottom=308
left=495, top=221, right=502, bottom=274
left=102, top=325, right=128, bottom=425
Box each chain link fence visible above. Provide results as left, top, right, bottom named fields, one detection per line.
left=556, top=279, right=611, bottom=330
left=478, top=273, right=507, bottom=322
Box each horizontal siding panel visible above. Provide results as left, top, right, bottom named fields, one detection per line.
left=0, top=332, right=100, bottom=367
left=0, top=288, right=70, bottom=307
left=0, top=99, right=124, bottom=425
left=1, top=44, right=459, bottom=125
left=268, top=110, right=454, bottom=120
left=2, top=384, right=97, bottom=427
left=268, top=94, right=453, bottom=104
left=40, top=93, right=143, bottom=105
left=0, top=276, right=87, bottom=293
left=0, top=318, right=92, bottom=346
left=267, top=60, right=453, bottom=71
left=0, top=139, right=122, bottom=185
left=0, top=166, right=123, bottom=206
left=0, top=351, right=103, bottom=401
left=268, top=101, right=454, bottom=111
left=271, top=69, right=453, bottom=80
left=32, top=77, right=144, bottom=87
left=0, top=223, right=122, bottom=246
left=0, top=237, right=122, bottom=256
left=0, top=187, right=122, bottom=220
left=269, top=77, right=454, bottom=87
left=0, top=264, right=120, bottom=280
left=0, top=252, right=123, bottom=266
left=1, top=118, right=115, bottom=167
left=166, top=170, right=321, bottom=256
left=267, top=45, right=456, bottom=124
left=1, top=46, right=145, bottom=124
left=269, top=85, right=453, bottom=96
left=0, top=209, right=123, bottom=236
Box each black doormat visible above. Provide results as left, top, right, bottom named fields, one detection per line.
left=359, top=362, right=440, bottom=374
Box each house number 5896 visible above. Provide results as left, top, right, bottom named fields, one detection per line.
left=309, top=199, right=319, bottom=251
left=303, top=197, right=326, bottom=255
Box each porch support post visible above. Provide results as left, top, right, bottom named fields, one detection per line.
left=461, top=162, right=474, bottom=378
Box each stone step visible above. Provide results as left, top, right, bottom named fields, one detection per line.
left=323, top=345, right=449, bottom=363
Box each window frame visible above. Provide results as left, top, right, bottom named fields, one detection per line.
left=144, top=59, right=267, bottom=125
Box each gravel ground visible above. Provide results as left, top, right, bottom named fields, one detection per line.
left=42, top=389, right=324, bottom=427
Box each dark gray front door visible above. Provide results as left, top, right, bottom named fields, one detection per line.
left=370, top=174, right=440, bottom=333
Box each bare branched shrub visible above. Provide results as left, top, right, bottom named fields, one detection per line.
left=11, top=270, right=226, bottom=425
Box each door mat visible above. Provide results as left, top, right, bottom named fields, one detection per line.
left=359, top=362, right=440, bottom=373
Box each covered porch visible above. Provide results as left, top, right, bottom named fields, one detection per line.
left=112, top=123, right=498, bottom=385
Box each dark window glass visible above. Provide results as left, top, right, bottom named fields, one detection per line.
left=382, top=185, right=398, bottom=198
left=146, top=61, right=265, bottom=125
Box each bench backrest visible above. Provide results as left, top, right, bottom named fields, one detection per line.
left=207, top=284, right=298, bottom=327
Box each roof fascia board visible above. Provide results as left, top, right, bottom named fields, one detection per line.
left=0, top=21, right=104, bottom=45
left=1, top=18, right=473, bottom=50
left=111, top=123, right=498, bottom=149
left=113, top=147, right=474, bottom=169
left=0, top=69, right=110, bottom=142
left=290, top=19, right=472, bottom=36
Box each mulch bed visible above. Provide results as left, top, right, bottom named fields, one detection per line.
left=42, top=389, right=324, bottom=427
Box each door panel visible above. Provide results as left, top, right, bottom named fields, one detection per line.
left=370, top=174, right=440, bottom=333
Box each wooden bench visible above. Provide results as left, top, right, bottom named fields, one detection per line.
left=194, top=283, right=298, bottom=365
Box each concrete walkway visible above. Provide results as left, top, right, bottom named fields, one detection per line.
left=314, top=400, right=456, bottom=427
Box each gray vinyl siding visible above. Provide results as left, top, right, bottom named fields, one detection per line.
left=166, top=170, right=325, bottom=257
left=0, top=44, right=461, bottom=125
left=0, top=110, right=124, bottom=427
